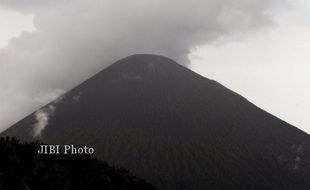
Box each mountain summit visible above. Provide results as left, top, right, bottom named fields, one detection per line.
left=2, top=54, right=310, bottom=189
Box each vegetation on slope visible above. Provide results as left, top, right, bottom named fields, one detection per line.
left=0, top=137, right=156, bottom=190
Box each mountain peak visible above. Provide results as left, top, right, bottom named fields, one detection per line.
left=106, top=54, right=185, bottom=77
left=115, top=54, right=178, bottom=66
left=87, top=54, right=202, bottom=87
left=2, top=55, right=310, bottom=190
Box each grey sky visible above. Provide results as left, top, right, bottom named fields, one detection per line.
left=190, top=0, right=310, bottom=133
left=0, top=0, right=309, bottom=133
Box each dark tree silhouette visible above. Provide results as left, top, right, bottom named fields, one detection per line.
left=0, top=137, right=156, bottom=190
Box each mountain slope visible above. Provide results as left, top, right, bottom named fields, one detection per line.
left=2, top=54, right=310, bottom=189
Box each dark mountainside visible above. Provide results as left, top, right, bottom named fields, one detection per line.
left=2, top=54, right=310, bottom=189
left=0, top=137, right=155, bottom=190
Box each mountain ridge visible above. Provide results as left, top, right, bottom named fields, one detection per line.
left=2, top=54, right=310, bottom=190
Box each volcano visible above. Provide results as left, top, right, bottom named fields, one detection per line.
left=2, top=54, right=310, bottom=189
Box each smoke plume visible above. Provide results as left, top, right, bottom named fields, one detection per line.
left=32, top=105, right=55, bottom=138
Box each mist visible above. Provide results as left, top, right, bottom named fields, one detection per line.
left=0, top=0, right=284, bottom=131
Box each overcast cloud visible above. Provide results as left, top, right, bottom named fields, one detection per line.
left=0, top=0, right=285, bottom=131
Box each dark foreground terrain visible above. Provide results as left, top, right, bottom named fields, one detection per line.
left=2, top=54, right=310, bottom=189
left=0, top=137, right=155, bottom=190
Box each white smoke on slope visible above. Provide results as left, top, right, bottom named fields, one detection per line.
left=32, top=105, right=56, bottom=138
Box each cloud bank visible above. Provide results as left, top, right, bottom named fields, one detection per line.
left=0, top=0, right=284, bottom=131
